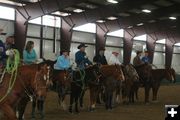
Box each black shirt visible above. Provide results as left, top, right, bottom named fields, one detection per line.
left=93, top=54, right=108, bottom=65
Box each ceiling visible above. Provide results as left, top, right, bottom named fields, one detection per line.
left=1, top=0, right=180, bottom=42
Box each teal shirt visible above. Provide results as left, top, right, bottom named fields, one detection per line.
left=23, top=49, right=37, bottom=64
left=54, top=55, right=70, bottom=70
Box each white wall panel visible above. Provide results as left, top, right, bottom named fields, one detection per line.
left=0, top=19, right=14, bottom=42
left=173, top=46, right=180, bottom=53
left=43, top=40, right=56, bottom=60
left=155, top=44, right=165, bottom=52
left=172, top=54, right=180, bottom=73
left=153, top=52, right=165, bottom=68
left=43, top=26, right=54, bottom=39
left=72, top=31, right=95, bottom=43
left=106, top=36, right=123, bottom=47
left=27, top=24, right=40, bottom=37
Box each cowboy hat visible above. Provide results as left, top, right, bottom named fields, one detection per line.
left=77, top=43, right=88, bottom=49
left=112, top=51, right=119, bottom=54
left=99, top=47, right=106, bottom=51
left=61, top=49, right=71, bottom=53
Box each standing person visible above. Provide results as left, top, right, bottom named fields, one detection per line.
left=75, top=43, right=92, bottom=69
left=54, top=49, right=71, bottom=70
left=133, top=51, right=144, bottom=67
left=93, top=47, right=107, bottom=65
left=141, top=51, right=150, bottom=63
left=23, top=41, right=37, bottom=65
left=108, top=51, right=121, bottom=65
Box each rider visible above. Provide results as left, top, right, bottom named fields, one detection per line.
left=108, top=51, right=121, bottom=65
left=133, top=51, right=144, bottom=67
left=23, top=41, right=37, bottom=65
left=93, top=47, right=107, bottom=65
left=141, top=51, right=150, bottom=63
left=54, top=49, right=71, bottom=70
left=75, top=43, right=92, bottom=69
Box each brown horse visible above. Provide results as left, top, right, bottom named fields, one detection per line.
left=89, top=64, right=125, bottom=111
left=0, top=63, right=51, bottom=120
left=121, top=64, right=139, bottom=104
left=151, top=68, right=175, bottom=102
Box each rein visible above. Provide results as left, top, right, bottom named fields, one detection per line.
left=0, top=49, right=20, bottom=103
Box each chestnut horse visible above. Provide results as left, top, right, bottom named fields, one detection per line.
left=89, top=64, right=125, bottom=111
left=150, top=68, right=175, bottom=102
left=0, top=63, right=51, bottom=120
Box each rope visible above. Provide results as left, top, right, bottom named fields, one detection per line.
left=0, top=49, right=20, bottom=103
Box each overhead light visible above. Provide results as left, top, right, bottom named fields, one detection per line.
left=73, top=9, right=85, bottom=13
left=127, top=26, right=133, bottom=29
left=107, top=16, right=117, bottom=20
left=142, top=9, right=151, bottom=13
left=137, top=23, right=144, bottom=26
left=52, top=11, right=71, bottom=16
left=96, top=20, right=105, bottom=23
left=169, top=16, right=176, bottom=20
left=107, top=0, right=118, bottom=4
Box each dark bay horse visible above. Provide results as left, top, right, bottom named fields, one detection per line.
left=0, top=63, right=51, bottom=120
left=121, top=64, right=139, bottom=104
left=151, top=68, right=175, bottom=102
left=69, top=64, right=101, bottom=113
left=89, top=64, right=125, bottom=110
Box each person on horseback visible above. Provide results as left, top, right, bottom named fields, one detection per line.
left=133, top=51, right=144, bottom=67
left=0, top=40, right=6, bottom=67
left=23, top=41, right=37, bottom=65
left=93, top=47, right=107, bottom=65
left=5, top=35, right=15, bottom=50
left=54, top=49, right=71, bottom=70
left=108, top=51, right=121, bottom=65
left=141, top=51, right=150, bottom=63
left=75, top=43, right=92, bottom=69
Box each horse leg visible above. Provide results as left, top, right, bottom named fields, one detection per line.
left=144, top=84, right=150, bottom=104
left=1, top=104, right=17, bottom=120
left=152, top=84, right=160, bottom=102
left=31, top=98, right=36, bottom=119
left=37, top=98, right=45, bottom=119
left=109, top=92, right=113, bottom=110
left=89, top=87, right=96, bottom=112
left=79, top=89, right=85, bottom=108
left=69, top=91, right=74, bottom=113
left=75, top=90, right=80, bottom=113
left=17, top=95, right=30, bottom=120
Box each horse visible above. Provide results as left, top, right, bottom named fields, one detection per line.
left=0, top=63, right=51, bottom=120
left=134, top=63, right=152, bottom=103
left=89, top=64, right=125, bottom=111
left=121, top=64, right=139, bottom=104
left=69, top=64, right=101, bottom=113
left=150, top=68, right=175, bottom=102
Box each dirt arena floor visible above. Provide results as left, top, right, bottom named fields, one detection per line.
left=1, top=84, right=180, bottom=120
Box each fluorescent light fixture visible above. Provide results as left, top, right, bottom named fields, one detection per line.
left=52, top=11, right=71, bottom=16
left=134, top=34, right=147, bottom=41
left=96, top=20, right=105, bottom=23
left=127, top=26, right=133, bottom=29
left=107, top=29, right=124, bottom=37
left=142, top=9, right=151, bottom=13
left=107, top=0, right=118, bottom=4
left=137, top=23, right=144, bottom=26
left=156, top=39, right=166, bottom=44
left=107, top=16, right=117, bottom=20
left=73, top=9, right=84, bottom=13
left=0, top=0, right=25, bottom=6
left=174, top=43, right=180, bottom=46
left=169, top=16, right=176, bottom=20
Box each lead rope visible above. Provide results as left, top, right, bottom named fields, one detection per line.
left=0, top=49, right=20, bottom=103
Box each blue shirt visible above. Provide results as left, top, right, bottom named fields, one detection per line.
left=141, top=56, right=150, bottom=63
left=75, top=51, right=92, bottom=69
left=54, top=55, right=70, bottom=70
left=0, top=40, right=6, bottom=65
left=23, top=49, right=37, bottom=64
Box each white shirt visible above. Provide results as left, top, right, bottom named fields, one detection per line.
left=108, top=54, right=121, bottom=65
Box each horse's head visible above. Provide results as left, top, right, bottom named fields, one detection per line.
left=165, top=67, right=176, bottom=83
left=124, top=64, right=139, bottom=82
left=33, top=64, right=52, bottom=100
left=85, top=64, right=102, bottom=83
